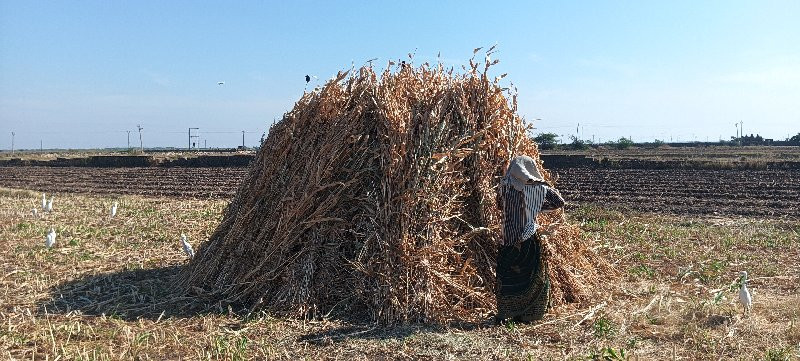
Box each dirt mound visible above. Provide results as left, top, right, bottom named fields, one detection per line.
left=180, top=54, right=613, bottom=324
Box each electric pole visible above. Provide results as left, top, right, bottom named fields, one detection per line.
left=137, top=124, right=144, bottom=152
left=242, top=130, right=245, bottom=148
left=127, top=130, right=131, bottom=149
left=11, top=132, right=14, bottom=154
left=189, top=128, right=199, bottom=150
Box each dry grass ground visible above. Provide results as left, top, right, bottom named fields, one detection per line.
left=1, top=187, right=798, bottom=360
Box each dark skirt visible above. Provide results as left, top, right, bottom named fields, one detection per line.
left=496, top=235, right=550, bottom=322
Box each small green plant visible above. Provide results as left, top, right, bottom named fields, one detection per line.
left=763, top=347, right=792, bottom=361
left=593, top=316, right=616, bottom=338
left=211, top=335, right=249, bottom=361
left=712, top=291, right=725, bottom=305
left=15, top=222, right=32, bottom=231
left=583, top=219, right=608, bottom=232
left=630, top=264, right=655, bottom=278
left=625, top=336, right=640, bottom=349
left=587, top=346, right=628, bottom=360
left=504, top=319, right=516, bottom=331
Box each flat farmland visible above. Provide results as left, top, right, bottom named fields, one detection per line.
left=0, top=153, right=798, bottom=359
left=1, top=165, right=798, bottom=218
left=555, top=168, right=800, bottom=218
left=0, top=167, right=247, bottom=199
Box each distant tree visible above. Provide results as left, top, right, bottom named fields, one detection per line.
left=568, top=135, right=589, bottom=150
left=614, top=137, right=634, bottom=150
left=533, top=133, right=559, bottom=150
left=789, top=133, right=800, bottom=143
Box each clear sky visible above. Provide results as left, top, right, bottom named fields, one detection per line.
left=1, top=0, right=798, bottom=149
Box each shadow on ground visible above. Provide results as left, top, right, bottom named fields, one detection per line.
left=39, top=264, right=493, bottom=343
left=38, top=265, right=218, bottom=320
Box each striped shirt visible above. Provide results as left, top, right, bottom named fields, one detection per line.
left=501, top=179, right=565, bottom=246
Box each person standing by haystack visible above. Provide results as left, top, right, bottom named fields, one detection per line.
left=496, top=155, right=565, bottom=324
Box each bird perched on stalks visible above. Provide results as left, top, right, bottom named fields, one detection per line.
left=46, top=197, right=53, bottom=212
left=45, top=228, right=56, bottom=248
left=41, top=193, right=47, bottom=210
left=110, top=201, right=118, bottom=218
left=32, top=208, right=38, bottom=218
left=738, top=271, right=752, bottom=315
left=181, top=233, right=194, bottom=259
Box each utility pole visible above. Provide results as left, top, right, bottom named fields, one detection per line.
left=127, top=130, right=131, bottom=149
left=137, top=124, right=144, bottom=152
left=40, top=140, right=42, bottom=152
left=189, top=127, right=199, bottom=150
left=740, top=120, right=743, bottom=137
left=242, top=130, right=245, bottom=148
left=735, top=122, right=739, bottom=139
left=10, top=132, right=14, bottom=154
left=204, top=139, right=207, bottom=149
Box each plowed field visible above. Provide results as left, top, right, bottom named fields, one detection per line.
left=554, top=168, right=800, bottom=217
left=1, top=166, right=798, bottom=217
left=0, top=167, right=246, bottom=199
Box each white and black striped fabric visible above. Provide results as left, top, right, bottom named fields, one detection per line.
left=501, top=178, right=565, bottom=246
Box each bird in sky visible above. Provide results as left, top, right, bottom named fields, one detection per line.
left=45, top=228, right=56, bottom=248
left=110, top=201, right=118, bottom=218
left=41, top=193, right=47, bottom=209
left=46, top=197, right=53, bottom=212
left=303, top=75, right=318, bottom=92
left=738, top=271, right=753, bottom=315
left=217, top=81, right=225, bottom=86
left=181, top=233, right=194, bottom=259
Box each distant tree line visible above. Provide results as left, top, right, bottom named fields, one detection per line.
left=532, top=132, right=800, bottom=149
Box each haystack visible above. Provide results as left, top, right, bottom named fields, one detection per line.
left=181, top=54, right=613, bottom=324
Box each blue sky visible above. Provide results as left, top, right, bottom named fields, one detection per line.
left=1, top=1, right=798, bottom=149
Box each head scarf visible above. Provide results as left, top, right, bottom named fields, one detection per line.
left=505, top=155, right=546, bottom=191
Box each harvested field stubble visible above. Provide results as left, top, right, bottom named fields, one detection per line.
left=181, top=55, right=613, bottom=324
left=1, top=190, right=797, bottom=359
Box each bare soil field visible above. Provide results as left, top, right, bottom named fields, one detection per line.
left=1, top=166, right=797, bottom=218
left=546, top=146, right=800, bottom=163
left=555, top=168, right=800, bottom=218
left=0, top=167, right=247, bottom=199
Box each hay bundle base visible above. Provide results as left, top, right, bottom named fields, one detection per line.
left=181, top=54, right=613, bottom=324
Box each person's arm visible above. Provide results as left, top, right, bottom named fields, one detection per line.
left=541, top=186, right=565, bottom=211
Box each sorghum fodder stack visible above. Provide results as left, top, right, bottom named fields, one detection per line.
left=181, top=55, right=613, bottom=324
